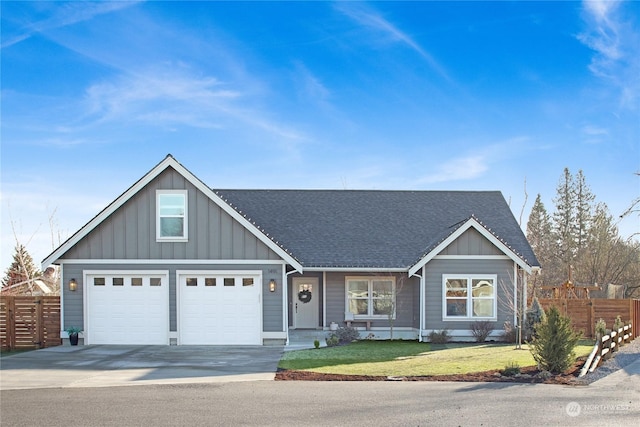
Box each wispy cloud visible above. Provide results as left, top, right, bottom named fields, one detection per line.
left=420, top=155, right=489, bottom=184
left=578, top=0, right=640, bottom=109
left=80, top=65, right=305, bottom=142
left=334, top=2, right=453, bottom=83
left=2, top=2, right=141, bottom=49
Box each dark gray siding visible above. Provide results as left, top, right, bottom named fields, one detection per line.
left=61, top=168, right=281, bottom=261
left=324, top=272, right=419, bottom=328
left=61, top=263, right=284, bottom=333
left=441, top=227, right=502, bottom=256
left=423, top=258, right=514, bottom=331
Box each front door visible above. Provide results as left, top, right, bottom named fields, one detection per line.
left=293, top=277, right=319, bottom=329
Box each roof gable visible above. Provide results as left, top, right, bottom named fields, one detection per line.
left=408, top=216, right=537, bottom=276
left=42, top=155, right=302, bottom=271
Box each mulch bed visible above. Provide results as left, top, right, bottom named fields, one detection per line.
left=275, top=359, right=585, bottom=385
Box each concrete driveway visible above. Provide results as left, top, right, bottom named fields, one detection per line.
left=0, top=345, right=284, bottom=390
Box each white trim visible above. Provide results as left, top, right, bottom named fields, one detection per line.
left=42, top=155, right=303, bottom=272
left=305, top=267, right=408, bottom=273
left=262, top=331, right=287, bottom=339
left=156, top=189, right=188, bottom=242
left=55, top=259, right=288, bottom=265
left=409, top=217, right=533, bottom=276
left=322, top=271, right=327, bottom=329
left=433, top=255, right=510, bottom=260
left=513, top=262, right=518, bottom=328
left=442, top=274, right=497, bottom=321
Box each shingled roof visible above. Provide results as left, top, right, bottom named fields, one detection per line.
left=215, top=189, right=540, bottom=270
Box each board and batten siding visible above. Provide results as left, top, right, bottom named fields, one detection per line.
left=61, top=167, right=281, bottom=262
left=324, top=272, right=419, bottom=329
left=61, top=263, right=284, bottom=334
left=440, top=227, right=503, bottom=256
left=423, top=258, right=515, bottom=332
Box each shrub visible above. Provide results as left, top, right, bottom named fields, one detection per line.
left=470, top=320, right=494, bottom=343
left=523, top=297, right=546, bottom=341
left=313, top=339, right=320, bottom=349
left=501, top=321, right=517, bottom=343
left=334, top=325, right=360, bottom=344
left=595, top=318, right=607, bottom=337
left=613, top=315, right=624, bottom=332
left=428, top=329, right=450, bottom=344
left=501, top=361, right=521, bottom=377
left=529, top=306, right=582, bottom=374
left=325, top=334, right=339, bottom=347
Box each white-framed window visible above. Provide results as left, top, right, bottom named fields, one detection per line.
left=346, top=276, right=396, bottom=318
left=443, top=274, right=496, bottom=320
left=156, top=190, right=188, bottom=241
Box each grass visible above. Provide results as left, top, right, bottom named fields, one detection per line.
left=279, top=339, right=595, bottom=376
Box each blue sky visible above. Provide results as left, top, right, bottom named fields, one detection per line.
left=1, top=1, right=639, bottom=271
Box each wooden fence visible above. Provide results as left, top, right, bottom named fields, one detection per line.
left=579, top=323, right=633, bottom=377
left=538, top=298, right=639, bottom=339
left=0, top=296, right=61, bottom=351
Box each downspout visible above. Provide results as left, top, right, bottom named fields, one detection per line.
left=284, top=268, right=297, bottom=346
left=322, top=271, right=327, bottom=329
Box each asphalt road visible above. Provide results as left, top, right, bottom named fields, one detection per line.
left=1, top=380, right=638, bottom=426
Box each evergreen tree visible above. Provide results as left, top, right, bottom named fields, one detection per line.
left=1, top=244, right=41, bottom=288
left=526, top=194, right=555, bottom=289
left=573, top=170, right=595, bottom=251
left=552, top=168, right=576, bottom=277
left=529, top=306, right=581, bottom=374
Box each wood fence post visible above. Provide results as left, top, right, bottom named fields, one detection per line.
left=588, top=301, right=594, bottom=339
left=7, top=297, right=16, bottom=351
left=35, top=297, right=44, bottom=349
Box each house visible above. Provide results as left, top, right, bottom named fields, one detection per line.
left=43, top=155, right=540, bottom=345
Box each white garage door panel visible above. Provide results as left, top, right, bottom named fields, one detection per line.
left=86, top=273, right=169, bottom=345
left=179, top=273, right=262, bottom=345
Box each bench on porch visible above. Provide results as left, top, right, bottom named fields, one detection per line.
left=344, top=312, right=372, bottom=331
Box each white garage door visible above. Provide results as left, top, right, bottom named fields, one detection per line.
left=85, top=272, right=169, bottom=345
left=178, top=271, right=262, bottom=345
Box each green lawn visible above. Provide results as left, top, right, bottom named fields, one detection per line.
left=279, top=340, right=594, bottom=376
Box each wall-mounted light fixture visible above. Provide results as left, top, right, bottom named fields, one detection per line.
left=269, top=279, right=277, bottom=292
left=69, top=278, right=78, bottom=292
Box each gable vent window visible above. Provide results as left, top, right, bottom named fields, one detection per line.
left=157, top=190, right=188, bottom=241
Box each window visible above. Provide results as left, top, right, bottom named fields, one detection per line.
left=224, top=278, right=235, bottom=287
left=131, top=278, right=143, bottom=286
left=346, top=277, right=395, bottom=318
left=112, top=277, right=124, bottom=286
left=94, top=277, right=105, bottom=286
left=242, top=278, right=254, bottom=287
left=150, top=278, right=162, bottom=286
left=186, top=278, right=198, bottom=287
left=205, top=278, right=216, bottom=287
left=157, top=190, right=187, bottom=241
left=443, top=275, right=496, bottom=320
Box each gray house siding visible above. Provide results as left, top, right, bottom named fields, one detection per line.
left=61, top=262, right=284, bottom=334
left=441, top=228, right=503, bottom=256
left=61, top=168, right=281, bottom=262
left=324, top=272, right=418, bottom=329
left=423, top=258, right=515, bottom=332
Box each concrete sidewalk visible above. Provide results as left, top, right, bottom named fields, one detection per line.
left=0, top=345, right=283, bottom=390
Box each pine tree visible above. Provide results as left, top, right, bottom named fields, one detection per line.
left=552, top=168, right=576, bottom=276
left=529, top=306, right=581, bottom=374
left=1, top=244, right=41, bottom=288
left=573, top=170, right=595, bottom=251
left=526, top=194, right=555, bottom=288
